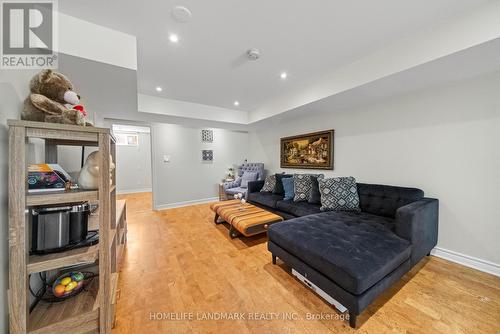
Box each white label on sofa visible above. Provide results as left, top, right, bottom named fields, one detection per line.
left=292, top=269, right=347, bottom=313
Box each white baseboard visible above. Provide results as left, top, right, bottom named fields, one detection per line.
left=154, top=197, right=219, bottom=210
left=117, top=188, right=152, bottom=195
left=431, top=247, right=500, bottom=277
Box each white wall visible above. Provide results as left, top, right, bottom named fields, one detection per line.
left=58, top=12, right=137, bottom=70
left=249, top=71, right=500, bottom=268
left=152, top=123, right=248, bottom=209
left=115, top=132, right=152, bottom=194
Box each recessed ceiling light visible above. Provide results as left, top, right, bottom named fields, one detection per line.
left=168, top=34, right=179, bottom=43
left=234, top=101, right=240, bottom=106
left=280, top=72, right=288, bottom=79
left=155, top=86, right=163, bottom=92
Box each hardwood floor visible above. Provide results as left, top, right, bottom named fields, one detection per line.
left=113, top=192, right=500, bottom=333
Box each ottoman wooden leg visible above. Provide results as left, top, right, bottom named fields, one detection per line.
left=349, top=312, right=357, bottom=328
left=229, top=225, right=241, bottom=239
left=272, top=254, right=277, bottom=265
left=214, top=213, right=221, bottom=224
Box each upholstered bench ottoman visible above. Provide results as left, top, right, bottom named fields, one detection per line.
left=210, top=200, right=284, bottom=238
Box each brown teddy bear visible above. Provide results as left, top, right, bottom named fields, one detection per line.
left=22, top=69, right=90, bottom=126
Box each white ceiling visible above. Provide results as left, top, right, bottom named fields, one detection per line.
left=250, top=38, right=500, bottom=128
left=59, top=0, right=492, bottom=112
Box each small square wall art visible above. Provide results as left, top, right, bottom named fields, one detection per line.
left=201, top=129, right=213, bottom=142
left=202, top=150, right=213, bottom=161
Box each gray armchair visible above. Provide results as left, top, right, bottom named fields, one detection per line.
left=222, top=163, right=265, bottom=199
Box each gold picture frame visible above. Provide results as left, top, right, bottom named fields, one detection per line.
left=280, top=130, right=334, bottom=170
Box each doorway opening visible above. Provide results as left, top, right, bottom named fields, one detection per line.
left=111, top=123, right=153, bottom=210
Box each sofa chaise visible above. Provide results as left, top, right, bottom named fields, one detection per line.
left=247, top=180, right=438, bottom=328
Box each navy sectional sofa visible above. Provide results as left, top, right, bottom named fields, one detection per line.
left=247, top=180, right=438, bottom=328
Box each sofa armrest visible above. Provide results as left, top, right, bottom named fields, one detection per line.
left=223, top=177, right=241, bottom=190
left=248, top=180, right=265, bottom=194
left=395, top=198, right=439, bottom=265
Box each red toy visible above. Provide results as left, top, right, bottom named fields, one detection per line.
left=73, top=104, right=87, bottom=117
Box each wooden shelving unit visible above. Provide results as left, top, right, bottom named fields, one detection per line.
left=27, top=245, right=99, bottom=274
left=27, top=189, right=98, bottom=206
left=28, top=279, right=100, bottom=334
left=7, top=120, right=126, bottom=334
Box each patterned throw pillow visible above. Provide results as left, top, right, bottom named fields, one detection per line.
left=319, top=177, right=361, bottom=212
left=260, top=175, right=276, bottom=192
left=293, top=174, right=324, bottom=202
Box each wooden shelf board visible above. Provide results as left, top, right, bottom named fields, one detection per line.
left=26, top=127, right=99, bottom=143
left=28, top=245, right=99, bottom=274
left=46, top=138, right=99, bottom=147
left=28, top=278, right=99, bottom=334
left=27, top=189, right=98, bottom=206
left=7, top=120, right=114, bottom=146
left=8, top=119, right=110, bottom=134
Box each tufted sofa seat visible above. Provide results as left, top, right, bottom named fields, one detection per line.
left=248, top=191, right=283, bottom=208
left=275, top=200, right=322, bottom=217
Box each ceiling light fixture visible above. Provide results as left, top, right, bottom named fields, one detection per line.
left=168, top=34, right=179, bottom=43
left=234, top=101, right=240, bottom=106
left=246, top=48, right=260, bottom=61
left=172, top=6, right=192, bottom=23
left=156, top=86, right=163, bottom=92
left=280, top=72, right=288, bottom=79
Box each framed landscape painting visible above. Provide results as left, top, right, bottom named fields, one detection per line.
left=280, top=130, right=334, bottom=170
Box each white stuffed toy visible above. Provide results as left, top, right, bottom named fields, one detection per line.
left=78, top=151, right=115, bottom=190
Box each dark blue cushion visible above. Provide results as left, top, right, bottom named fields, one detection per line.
left=248, top=192, right=283, bottom=209
left=357, top=183, right=424, bottom=218
left=308, top=175, right=322, bottom=204
left=282, top=177, right=295, bottom=201
left=268, top=211, right=411, bottom=295
left=276, top=200, right=321, bottom=217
